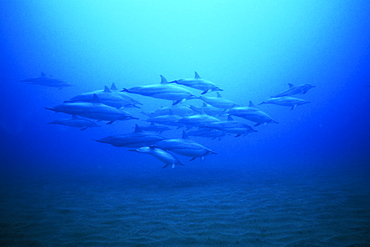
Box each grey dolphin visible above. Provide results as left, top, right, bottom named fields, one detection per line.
left=273, top=83, right=315, bottom=97
left=21, top=72, right=73, bottom=89
left=170, top=71, right=223, bottom=94
left=48, top=115, right=100, bottom=130
left=95, top=124, right=165, bottom=148
left=203, top=115, right=257, bottom=137
left=129, top=147, right=184, bottom=168
left=199, top=92, right=238, bottom=109
left=154, top=131, right=217, bottom=161
left=177, top=113, right=221, bottom=129
left=45, top=94, right=138, bottom=124
left=122, top=75, right=196, bottom=105
left=228, top=101, right=278, bottom=126
left=137, top=122, right=171, bottom=133
left=186, top=127, right=226, bottom=140
left=259, top=96, right=310, bottom=110
left=66, top=86, right=142, bottom=109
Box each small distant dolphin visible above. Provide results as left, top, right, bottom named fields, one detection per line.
left=47, top=115, right=100, bottom=130
left=170, top=72, right=223, bottom=94
left=46, top=94, right=137, bottom=124
left=259, top=96, right=310, bottom=110
left=122, top=75, right=196, bottom=105
left=129, top=147, right=184, bottom=168
left=21, top=72, right=73, bottom=89
left=95, top=124, right=165, bottom=148
left=273, top=83, right=315, bottom=97
left=199, top=92, right=238, bottom=109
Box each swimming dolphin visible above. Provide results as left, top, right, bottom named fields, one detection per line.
left=273, top=83, right=315, bottom=97
left=170, top=72, right=223, bottom=94
left=203, top=115, right=257, bottom=137
left=154, top=131, right=217, bottom=161
left=143, top=104, right=193, bottom=117
left=177, top=113, right=221, bottom=129
left=122, top=75, right=196, bottom=105
left=259, top=96, right=310, bottom=110
left=95, top=124, right=165, bottom=148
left=186, top=127, right=226, bottom=140
left=47, top=115, right=100, bottom=130
left=228, top=101, right=278, bottom=126
left=146, top=113, right=183, bottom=127
left=189, top=103, right=227, bottom=117
left=66, top=86, right=142, bottom=109
left=129, top=147, right=184, bottom=168
left=199, top=92, right=238, bottom=109
left=45, top=94, right=138, bottom=124
left=21, top=73, right=73, bottom=89
left=137, top=122, right=171, bottom=133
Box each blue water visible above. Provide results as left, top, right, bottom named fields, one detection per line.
left=1, top=1, right=369, bottom=246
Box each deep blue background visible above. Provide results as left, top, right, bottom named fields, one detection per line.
left=1, top=0, right=369, bottom=177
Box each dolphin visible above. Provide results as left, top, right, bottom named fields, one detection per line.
left=66, top=86, right=142, bottom=109
left=47, top=115, right=100, bottom=130
left=137, top=122, right=171, bottom=133
left=95, top=124, right=165, bottom=148
left=177, top=113, right=221, bottom=129
left=189, top=103, right=227, bottom=117
left=21, top=72, right=73, bottom=89
left=273, top=83, right=315, bottom=97
left=129, top=147, right=184, bottom=168
left=227, top=101, right=260, bottom=116
left=154, top=131, right=217, bottom=161
left=203, top=115, right=257, bottom=137
left=199, top=92, right=238, bottom=109
left=122, top=75, right=196, bottom=105
left=259, top=96, right=310, bottom=110
left=228, top=101, right=278, bottom=126
left=143, top=104, right=194, bottom=117
left=146, top=113, right=183, bottom=127
left=170, top=71, right=223, bottom=94
left=45, top=94, right=138, bottom=124
left=186, top=127, right=226, bottom=140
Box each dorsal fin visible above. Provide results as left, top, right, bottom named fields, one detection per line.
left=288, top=83, right=294, bottom=88
left=110, top=83, right=118, bottom=91
left=41, top=72, right=46, bottom=77
left=72, top=115, right=79, bottom=119
left=202, top=102, right=208, bottom=107
left=249, top=101, right=255, bottom=107
left=194, top=71, right=201, bottom=79
left=160, top=75, right=168, bottom=84
left=150, top=122, right=155, bottom=126
left=104, top=86, right=112, bottom=93
left=134, top=124, right=143, bottom=133
left=216, top=92, right=222, bottom=98
left=182, top=130, right=189, bottom=139
left=227, top=115, right=234, bottom=121
left=92, top=94, right=101, bottom=103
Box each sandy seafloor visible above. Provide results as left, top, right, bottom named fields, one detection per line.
left=0, top=163, right=369, bottom=247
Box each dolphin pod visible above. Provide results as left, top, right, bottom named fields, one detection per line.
left=40, top=71, right=314, bottom=168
